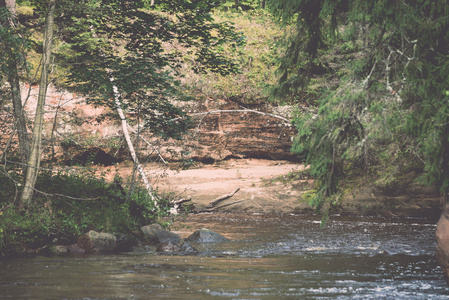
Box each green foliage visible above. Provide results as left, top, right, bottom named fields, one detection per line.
left=267, top=0, right=348, bottom=100
left=279, top=0, right=449, bottom=210
left=0, top=6, right=32, bottom=83
left=1, top=1, right=246, bottom=250
left=0, top=205, right=53, bottom=256
left=217, top=0, right=263, bottom=11
left=179, top=9, right=283, bottom=104
left=292, top=81, right=365, bottom=208
left=53, top=0, right=244, bottom=139
left=0, top=170, right=173, bottom=256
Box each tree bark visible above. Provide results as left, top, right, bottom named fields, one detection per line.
left=3, top=0, right=16, bottom=18
left=1, top=0, right=30, bottom=172
left=9, top=62, right=29, bottom=172
left=20, top=0, right=56, bottom=207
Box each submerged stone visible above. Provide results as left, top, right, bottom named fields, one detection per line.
left=66, top=244, right=85, bottom=254
left=115, top=234, right=138, bottom=252
left=185, top=228, right=229, bottom=243
left=156, top=241, right=181, bottom=252
left=156, top=239, right=197, bottom=254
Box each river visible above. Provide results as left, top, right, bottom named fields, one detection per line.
left=0, top=214, right=448, bottom=299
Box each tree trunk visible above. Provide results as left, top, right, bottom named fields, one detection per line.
left=3, top=0, right=16, bottom=18
left=20, top=0, right=56, bottom=207
left=110, top=79, right=159, bottom=207
left=1, top=0, right=30, bottom=172
left=9, top=63, right=29, bottom=172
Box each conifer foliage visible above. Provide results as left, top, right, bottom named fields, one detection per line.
left=268, top=0, right=449, bottom=208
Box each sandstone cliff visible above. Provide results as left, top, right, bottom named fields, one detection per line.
left=4, top=85, right=297, bottom=165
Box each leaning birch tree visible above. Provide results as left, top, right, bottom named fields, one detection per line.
left=55, top=0, right=242, bottom=208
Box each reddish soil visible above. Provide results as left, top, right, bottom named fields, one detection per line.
left=100, top=158, right=441, bottom=219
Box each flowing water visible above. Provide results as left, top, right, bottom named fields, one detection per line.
left=1, top=214, right=448, bottom=299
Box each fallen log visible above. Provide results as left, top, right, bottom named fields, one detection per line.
left=209, top=188, right=240, bottom=207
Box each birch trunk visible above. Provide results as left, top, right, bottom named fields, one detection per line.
left=20, top=0, right=55, bottom=207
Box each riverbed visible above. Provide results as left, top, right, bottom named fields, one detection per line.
left=0, top=213, right=447, bottom=299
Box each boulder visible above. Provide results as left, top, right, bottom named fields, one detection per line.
left=176, top=240, right=197, bottom=253
left=140, top=224, right=181, bottom=245
left=436, top=209, right=449, bottom=285
left=185, top=228, right=229, bottom=243
left=77, top=230, right=117, bottom=254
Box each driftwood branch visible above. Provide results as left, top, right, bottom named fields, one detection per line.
left=171, top=197, right=192, bottom=205
left=210, top=187, right=240, bottom=207
left=201, top=200, right=244, bottom=212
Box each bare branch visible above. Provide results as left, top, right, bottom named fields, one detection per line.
left=127, top=124, right=167, bottom=165
left=172, top=109, right=291, bottom=124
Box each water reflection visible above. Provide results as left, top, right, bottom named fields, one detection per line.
left=0, top=214, right=448, bottom=299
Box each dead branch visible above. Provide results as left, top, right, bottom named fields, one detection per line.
left=210, top=187, right=240, bottom=207
left=172, top=109, right=291, bottom=124
left=201, top=200, right=244, bottom=212
left=171, top=197, right=192, bottom=205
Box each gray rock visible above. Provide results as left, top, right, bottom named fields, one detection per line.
left=140, top=224, right=181, bottom=245
left=177, top=240, right=197, bottom=253
left=185, top=228, right=229, bottom=243
left=77, top=230, right=117, bottom=254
